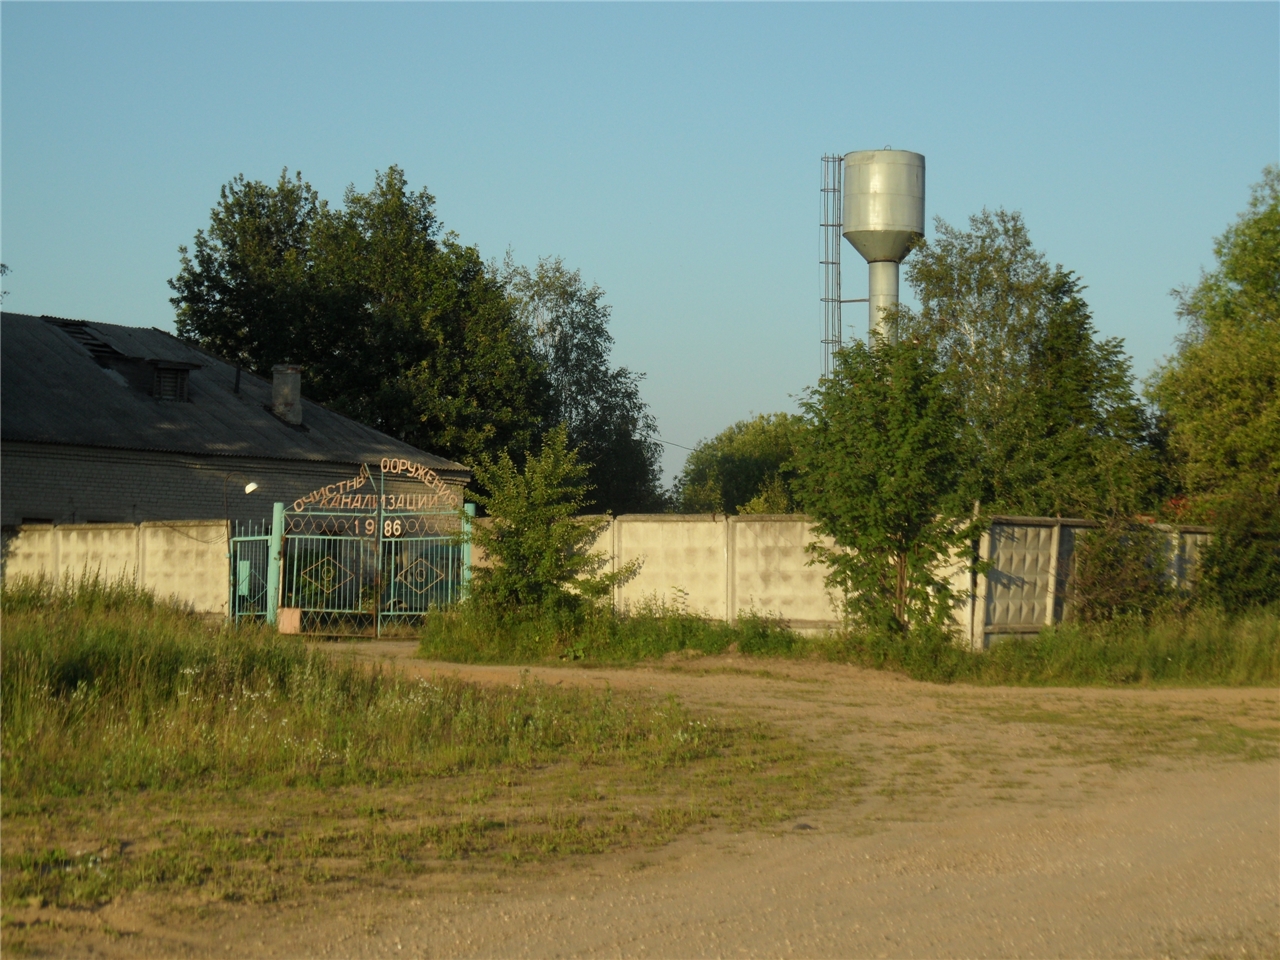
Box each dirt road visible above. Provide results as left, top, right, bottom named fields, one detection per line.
left=15, top=645, right=1280, bottom=958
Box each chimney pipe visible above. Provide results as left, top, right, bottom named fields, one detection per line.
left=272, top=364, right=303, bottom=425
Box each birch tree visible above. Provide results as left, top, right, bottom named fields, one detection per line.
left=897, top=210, right=1156, bottom=517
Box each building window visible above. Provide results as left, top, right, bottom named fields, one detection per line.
left=153, top=367, right=190, bottom=402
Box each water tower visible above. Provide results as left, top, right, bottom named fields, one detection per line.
left=820, top=149, right=925, bottom=369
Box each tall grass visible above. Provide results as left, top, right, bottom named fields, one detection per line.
left=813, top=605, right=1279, bottom=686
left=1, top=576, right=714, bottom=801
left=419, top=596, right=1279, bottom=686
left=418, top=598, right=798, bottom=664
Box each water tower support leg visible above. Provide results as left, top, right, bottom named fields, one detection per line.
left=868, top=261, right=900, bottom=344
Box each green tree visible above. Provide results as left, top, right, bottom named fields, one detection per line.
left=503, top=257, right=664, bottom=513
left=897, top=209, right=1157, bottom=517
left=170, top=167, right=547, bottom=466
left=467, top=426, right=634, bottom=612
left=674, top=413, right=805, bottom=514
left=1148, top=166, right=1279, bottom=516
left=792, top=339, right=976, bottom=632
left=1149, top=166, right=1280, bottom=610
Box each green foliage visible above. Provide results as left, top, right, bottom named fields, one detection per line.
left=419, top=601, right=797, bottom=664
left=1146, top=167, right=1280, bottom=613
left=792, top=339, right=976, bottom=632
left=898, top=209, right=1157, bottom=517
left=0, top=576, right=708, bottom=800
left=170, top=167, right=547, bottom=466
left=1148, top=166, right=1279, bottom=519
left=816, top=607, right=1278, bottom=686
left=674, top=413, right=805, bottom=514
left=503, top=257, right=665, bottom=513
left=416, top=594, right=1279, bottom=688
left=467, top=426, right=634, bottom=612
left=1198, top=496, right=1280, bottom=614
left=1070, top=519, right=1172, bottom=623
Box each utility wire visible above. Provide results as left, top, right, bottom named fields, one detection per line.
left=655, top=436, right=698, bottom=453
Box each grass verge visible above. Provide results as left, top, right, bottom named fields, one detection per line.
left=810, top=606, right=1280, bottom=686
left=417, top=600, right=800, bottom=664
left=1, top=577, right=839, bottom=908
left=418, top=600, right=1280, bottom=686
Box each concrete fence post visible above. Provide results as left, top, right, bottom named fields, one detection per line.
left=1045, top=522, right=1062, bottom=627
left=727, top=517, right=738, bottom=627
left=974, top=530, right=992, bottom=651
left=266, top=502, right=284, bottom=626
left=461, top=502, right=475, bottom=598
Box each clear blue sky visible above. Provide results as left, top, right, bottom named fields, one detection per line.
left=3, top=2, right=1277, bottom=479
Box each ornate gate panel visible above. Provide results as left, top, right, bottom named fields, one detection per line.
left=379, top=510, right=464, bottom=631
left=281, top=510, right=379, bottom=635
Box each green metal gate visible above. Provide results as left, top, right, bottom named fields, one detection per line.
left=273, top=460, right=472, bottom=636
left=378, top=508, right=469, bottom=631
left=229, top=519, right=272, bottom=623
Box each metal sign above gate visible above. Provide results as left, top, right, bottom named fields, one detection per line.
left=288, top=458, right=452, bottom=514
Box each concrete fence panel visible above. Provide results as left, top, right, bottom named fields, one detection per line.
left=728, top=516, right=839, bottom=627
left=53, top=523, right=141, bottom=584
left=3, top=524, right=59, bottom=579
left=984, top=521, right=1058, bottom=636
left=612, top=515, right=730, bottom=619
left=139, top=522, right=229, bottom=616
left=2, top=521, right=229, bottom=615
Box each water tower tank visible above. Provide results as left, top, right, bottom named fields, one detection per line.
left=842, top=150, right=925, bottom=341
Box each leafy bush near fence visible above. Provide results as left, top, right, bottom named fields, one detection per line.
left=0, top=576, right=721, bottom=801
left=1198, top=497, right=1280, bottom=614
left=1069, top=518, right=1175, bottom=623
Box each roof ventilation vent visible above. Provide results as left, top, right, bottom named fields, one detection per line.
left=153, top=366, right=190, bottom=402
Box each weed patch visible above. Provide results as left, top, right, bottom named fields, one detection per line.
left=808, top=607, right=1279, bottom=686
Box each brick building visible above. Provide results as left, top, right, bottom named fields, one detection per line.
left=1, top=312, right=469, bottom=529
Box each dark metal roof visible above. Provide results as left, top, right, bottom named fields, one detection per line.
left=1, top=312, right=469, bottom=481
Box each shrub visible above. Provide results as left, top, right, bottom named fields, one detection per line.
left=1070, top=516, right=1172, bottom=622
left=466, top=425, right=636, bottom=614
left=1199, top=496, right=1280, bottom=613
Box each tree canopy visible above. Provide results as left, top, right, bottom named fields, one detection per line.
left=172, top=169, right=665, bottom=509
left=1148, top=165, right=1279, bottom=517
left=503, top=257, right=664, bottom=514
left=674, top=413, right=805, bottom=515
left=897, top=210, right=1157, bottom=517
left=1148, top=166, right=1280, bottom=609
left=170, top=167, right=548, bottom=467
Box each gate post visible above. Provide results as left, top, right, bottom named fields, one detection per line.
left=462, top=502, right=475, bottom=598
left=266, top=502, right=285, bottom=626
